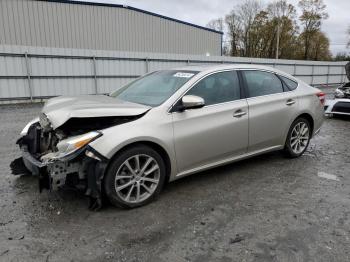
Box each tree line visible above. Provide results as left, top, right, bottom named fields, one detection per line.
left=207, top=0, right=333, bottom=61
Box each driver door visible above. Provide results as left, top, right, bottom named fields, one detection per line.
left=171, top=70, right=249, bottom=175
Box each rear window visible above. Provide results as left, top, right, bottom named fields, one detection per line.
left=280, top=76, right=298, bottom=90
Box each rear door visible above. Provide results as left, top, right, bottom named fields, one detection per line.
left=241, top=70, right=300, bottom=152
left=172, top=70, right=249, bottom=174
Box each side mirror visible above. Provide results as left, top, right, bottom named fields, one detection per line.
left=181, top=95, right=205, bottom=110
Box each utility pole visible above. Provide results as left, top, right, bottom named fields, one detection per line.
left=275, top=22, right=280, bottom=60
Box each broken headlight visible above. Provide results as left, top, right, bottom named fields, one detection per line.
left=41, top=131, right=102, bottom=162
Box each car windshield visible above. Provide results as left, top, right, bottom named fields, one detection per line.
left=110, top=70, right=198, bottom=106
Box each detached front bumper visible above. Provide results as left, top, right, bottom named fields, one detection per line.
left=12, top=113, right=113, bottom=210
left=21, top=145, right=46, bottom=173
left=19, top=145, right=51, bottom=192
left=11, top=144, right=108, bottom=210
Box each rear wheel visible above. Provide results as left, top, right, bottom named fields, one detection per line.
left=104, top=145, right=166, bottom=208
left=284, top=118, right=311, bottom=158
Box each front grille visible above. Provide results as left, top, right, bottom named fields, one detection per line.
left=332, top=101, right=350, bottom=114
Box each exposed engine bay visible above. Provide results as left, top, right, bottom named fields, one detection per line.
left=324, top=62, right=350, bottom=117
left=335, top=84, right=350, bottom=99
left=19, top=113, right=141, bottom=164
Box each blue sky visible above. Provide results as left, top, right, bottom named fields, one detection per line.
left=75, top=0, right=349, bottom=56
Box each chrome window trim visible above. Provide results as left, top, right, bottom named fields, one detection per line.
left=277, top=74, right=299, bottom=91
left=168, top=68, right=299, bottom=113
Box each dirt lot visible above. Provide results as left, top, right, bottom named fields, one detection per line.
left=1, top=99, right=350, bottom=262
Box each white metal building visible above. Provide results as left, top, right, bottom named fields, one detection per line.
left=0, top=0, right=347, bottom=103
left=0, top=0, right=223, bottom=56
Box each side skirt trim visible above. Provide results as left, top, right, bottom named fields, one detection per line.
left=174, top=145, right=283, bottom=180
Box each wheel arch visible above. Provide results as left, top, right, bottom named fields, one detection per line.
left=294, top=113, right=314, bottom=136
left=283, top=112, right=315, bottom=146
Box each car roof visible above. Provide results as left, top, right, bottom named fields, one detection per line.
left=173, top=64, right=294, bottom=78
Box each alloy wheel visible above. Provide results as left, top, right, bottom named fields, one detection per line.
left=114, top=154, right=160, bottom=204
left=290, top=122, right=310, bottom=154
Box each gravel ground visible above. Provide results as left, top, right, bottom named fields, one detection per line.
left=1, top=94, right=350, bottom=262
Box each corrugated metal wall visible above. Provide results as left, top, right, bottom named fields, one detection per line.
left=0, top=45, right=348, bottom=103
left=0, top=0, right=222, bottom=56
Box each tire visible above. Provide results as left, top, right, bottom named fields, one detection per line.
left=284, top=117, right=311, bottom=158
left=104, top=145, right=166, bottom=209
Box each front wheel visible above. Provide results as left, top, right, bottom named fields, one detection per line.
left=104, top=145, right=166, bottom=208
left=284, top=118, right=311, bottom=158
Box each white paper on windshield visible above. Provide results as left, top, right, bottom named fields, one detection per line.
left=173, top=72, right=194, bottom=78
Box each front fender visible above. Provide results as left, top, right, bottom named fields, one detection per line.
left=88, top=112, right=178, bottom=180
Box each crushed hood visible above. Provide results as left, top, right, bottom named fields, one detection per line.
left=42, top=95, right=151, bottom=129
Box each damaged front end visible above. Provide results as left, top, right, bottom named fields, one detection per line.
left=10, top=95, right=151, bottom=210
left=335, top=84, right=350, bottom=99
left=11, top=113, right=142, bottom=210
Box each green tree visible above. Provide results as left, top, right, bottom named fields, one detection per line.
left=244, top=0, right=299, bottom=59
left=212, top=0, right=332, bottom=61
left=237, top=0, right=262, bottom=57
left=266, top=0, right=299, bottom=59
left=225, top=10, right=242, bottom=56
left=249, top=10, right=269, bottom=57
left=334, top=52, right=350, bottom=61
left=310, top=31, right=331, bottom=60
left=298, top=0, right=329, bottom=60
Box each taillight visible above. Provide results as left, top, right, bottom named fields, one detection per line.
left=316, top=92, right=326, bottom=106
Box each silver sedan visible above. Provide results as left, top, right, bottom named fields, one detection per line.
left=13, top=64, right=325, bottom=209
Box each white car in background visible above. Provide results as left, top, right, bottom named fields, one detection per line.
left=324, top=83, right=350, bottom=116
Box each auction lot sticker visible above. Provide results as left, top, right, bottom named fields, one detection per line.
left=173, top=72, right=195, bottom=78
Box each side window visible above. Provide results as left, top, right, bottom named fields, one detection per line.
left=280, top=75, right=298, bottom=90
left=186, top=71, right=240, bottom=106
left=243, top=70, right=284, bottom=97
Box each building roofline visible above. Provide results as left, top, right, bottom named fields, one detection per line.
left=35, top=0, right=224, bottom=35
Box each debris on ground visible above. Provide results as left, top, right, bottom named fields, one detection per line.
left=317, top=172, right=340, bottom=181
left=0, top=250, right=9, bottom=256
left=229, top=234, right=245, bottom=244
left=0, top=220, right=13, bottom=226
left=8, top=235, right=24, bottom=241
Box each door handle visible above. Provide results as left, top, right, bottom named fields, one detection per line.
left=233, top=110, right=246, bottom=118
left=286, top=99, right=296, bottom=106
